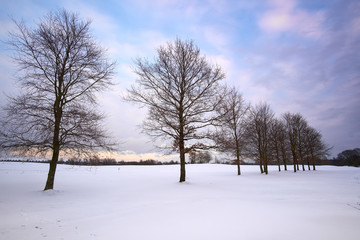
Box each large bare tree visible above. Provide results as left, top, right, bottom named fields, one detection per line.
left=126, top=38, right=225, bottom=182
left=213, top=87, right=249, bottom=175
left=0, top=9, right=115, bottom=190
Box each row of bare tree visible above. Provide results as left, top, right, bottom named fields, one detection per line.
left=213, top=91, right=330, bottom=175
left=127, top=38, right=330, bottom=179
left=0, top=9, right=330, bottom=190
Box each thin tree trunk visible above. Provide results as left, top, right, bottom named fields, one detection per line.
left=264, top=158, right=268, bottom=175
left=235, top=139, right=241, bottom=175
left=301, top=158, right=305, bottom=171
left=276, top=147, right=281, bottom=171
left=282, top=154, right=287, bottom=171
left=299, top=151, right=305, bottom=171
left=291, top=149, right=297, bottom=172
left=278, top=161, right=281, bottom=171
left=311, top=153, right=316, bottom=171
left=237, top=157, right=241, bottom=176
left=179, top=138, right=186, bottom=182
left=281, top=146, right=287, bottom=171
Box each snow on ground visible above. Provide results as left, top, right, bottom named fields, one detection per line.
left=0, top=162, right=359, bottom=240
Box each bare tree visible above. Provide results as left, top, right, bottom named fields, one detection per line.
left=213, top=87, right=249, bottom=175
left=283, top=112, right=300, bottom=172
left=297, top=117, right=308, bottom=171
left=269, top=118, right=286, bottom=171
left=246, top=103, right=274, bottom=174
left=277, top=119, right=291, bottom=171
left=0, top=9, right=115, bottom=190
left=283, top=113, right=312, bottom=172
left=126, top=38, right=225, bottom=182
left=283, top=112, right=331, bottom=172
left=303, top=126, right=331, bottom=170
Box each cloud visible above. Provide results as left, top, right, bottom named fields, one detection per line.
left=201, top=26, right=230, bottom=51
left=245, top=0, right=360, bottom=156
left=99, top=150, right=178, bottom=162
left=0, top=20, right=16, bottom=39
left=206, top=54, right=232, bottom=76
left=259, top=0, right=325, bottom=39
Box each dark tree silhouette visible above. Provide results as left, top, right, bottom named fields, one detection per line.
left=283, top=112, right=330, bottom=172
left=270, top=118, right=287, bottom=171
left=126, top=38, right=225, bottom=182
left=303, top=126, right=331, bottom=170
left=246, top=103, right=274, bottom=174
left=283, top=112, right=302, bottom=172
left=213, top=87, right=249, bottom=175
left=0, top=9, right=115, bottom=190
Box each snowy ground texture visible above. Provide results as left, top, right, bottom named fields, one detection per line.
left=1, top=163, right=360, bottom=240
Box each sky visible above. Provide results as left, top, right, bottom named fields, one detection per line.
left=0, top=0, right=359, bottom=160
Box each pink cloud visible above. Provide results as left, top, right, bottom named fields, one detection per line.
left=259, top=0, right=325, bottom=39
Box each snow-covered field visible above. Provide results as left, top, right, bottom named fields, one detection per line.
left=0, top=162, right=359, bottom=240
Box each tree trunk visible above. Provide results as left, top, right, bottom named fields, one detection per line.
left=278, top=161, right=281, bottom=172
left=236, top=140, right=241, bottom=175
left=276, top=148, right=281, bottom=171
left=282, top=154, right=287, bottom=171
left=44, top=97, right=62, bottom=191
left=311, top=153, right=316, bottom=171
left=179, top=139, right=186, bottom=182
left=299, top=150, right=305, bottom=171
left=281, top=146, right=287, bottom=171
left=264, top=158, right=268, bottom=175
left=44, top=146, right=60, bottom=190
left=291, top=149, right=297, bottom=172
left=237, top=157, right=241, bottom=176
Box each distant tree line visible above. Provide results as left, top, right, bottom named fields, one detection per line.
left=212, top=93, right=331, bottom=175
left=0, top=157, right=179, bottom=166
left=321, top=148, right=360, bottom=167
left=65, top=157, right=179, bottom=165
left=188, top=151, right=212, bottom=164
